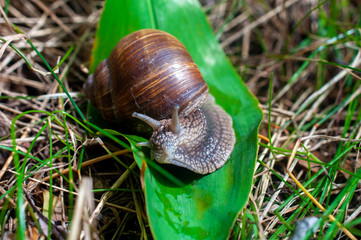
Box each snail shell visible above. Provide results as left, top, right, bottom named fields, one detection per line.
left=84, top=29, right=208, bottom=122
left=84, top=29, right=235, bottom=174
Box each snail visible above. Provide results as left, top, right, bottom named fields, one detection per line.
left=84, top=29, right=235, bottom=174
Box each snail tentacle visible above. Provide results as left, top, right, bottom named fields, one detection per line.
left=170, top=105, right=180, bottom=134
left=136, top=141, right=152, bottom=148
left=132, top=112, right=161, bottom=130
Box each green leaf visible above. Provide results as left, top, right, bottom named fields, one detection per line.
left=88, top=0, right=263, bottom=239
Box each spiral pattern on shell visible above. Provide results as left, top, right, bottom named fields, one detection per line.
left=84, top=29, right=209, bottom=122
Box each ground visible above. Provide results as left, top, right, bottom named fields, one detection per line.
left=0, top=0, right=360, bottom=239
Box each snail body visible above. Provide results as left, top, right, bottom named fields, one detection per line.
left=84, top=29, right=235, bottom=174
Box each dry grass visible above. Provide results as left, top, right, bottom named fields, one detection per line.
left=205, top=0, right=361, bottom=239
left=1, top=0, right=361, bottom=239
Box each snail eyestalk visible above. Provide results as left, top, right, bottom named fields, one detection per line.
left=132, top=112, right=161, bottom=130
left=170, top=106, right=180, bottom=134
left=136, top=141, right=151, bottom=148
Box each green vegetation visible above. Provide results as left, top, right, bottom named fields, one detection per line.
left=0, top=0, right=360, bottom=239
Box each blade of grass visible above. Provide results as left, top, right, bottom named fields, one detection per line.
left=46, top=116, right=54, bottom=239
left=11, top=113, right=26, bottom=240
left=286, top=139, right=358, bottom=240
